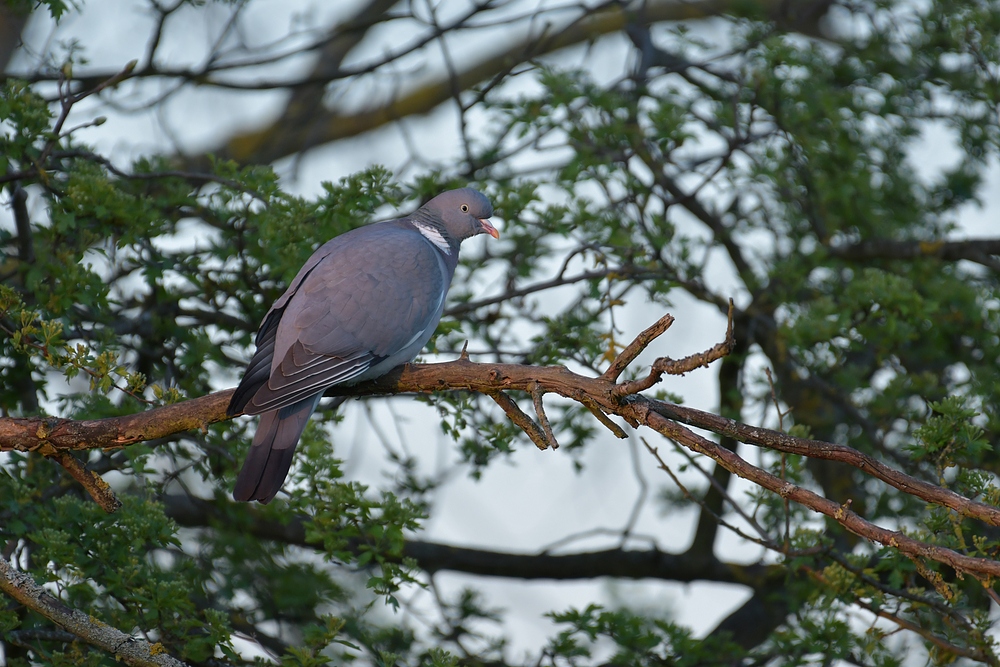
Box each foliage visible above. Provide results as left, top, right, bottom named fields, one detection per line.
left=1, top=0, right=1000, bottom=665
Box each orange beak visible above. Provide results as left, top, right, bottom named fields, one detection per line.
left=480, top=218, right=500, bottom=239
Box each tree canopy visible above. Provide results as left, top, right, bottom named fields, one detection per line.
left=1, top=0, right=1000, bottom=665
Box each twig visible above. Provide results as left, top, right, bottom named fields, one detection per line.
left=638, top=407, right=1000, bottom=578
left=613, top=299, right=734, bottom=396
left=805, top=565, right=995, bottom=664
left=0, top=556, right=188, bottom=666
left=602, top=313, right=674, bottom=381
left=827, top=551, right=975, bottom=629
left=666, top=438, right=774, bottom=546
left=486, top=390, right=550, bottom=451
left=978, top=576, right=1000, bottom=608
left=37, top=61, right=137, bottom=166
left=0, top=316, right=153, bottom=406
left=578, top=393, right=627, bottom=438
left=5, top=627, right=79, bottom=648
left=530, top=381, right=559, bottom=450
left=644, top=438, right=777, bottom=551
left=765, top=367, right=792, bottom=548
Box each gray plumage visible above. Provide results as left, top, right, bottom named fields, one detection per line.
left=228, top=188, right=497, bottom=502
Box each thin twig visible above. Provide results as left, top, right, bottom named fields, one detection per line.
left=37, top=61, right=137, bottom=166
left=805, top=565, right=995, bottom=664
left=641, top=438, right=777, bottom=551
left=578, top=393, right=627, bottom=438
left=487, top=390, right=550, bottom=451
left=666, top=439, right=774, bottom=546
left=766, top=367, right=792, bottom=549
left=530, top=381, right=559, bottom=450
left=602, top=313, right=675, bottom=381
left=613, top=299, right=734, bottom=396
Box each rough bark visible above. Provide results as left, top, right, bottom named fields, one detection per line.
left=2, top=313, right=1000, bottom=582
left=0, top=558, right=188, bottom=667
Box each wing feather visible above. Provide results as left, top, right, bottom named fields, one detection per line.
left=244, top=349, right=375, bottom=414
left=238, top=222, right=454, bottom=415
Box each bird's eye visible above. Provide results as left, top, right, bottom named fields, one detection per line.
left=461, top=204, right=469, bottom=212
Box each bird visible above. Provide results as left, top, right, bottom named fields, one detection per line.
left=227, top=188, right=498, bottom=503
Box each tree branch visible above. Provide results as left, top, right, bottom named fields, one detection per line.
left=649, top=400, right=1000, bottom=528
left=636, top=406, right=1000, bottom=577
left=43, top=448, right=122, bottom=512
left=159, top=494, right=781, bottom=586
left=3, top=314, right=999, bottom=581
left=0, top=390, right=231, bottom=452
left=602, top=313, right=674, bottom=381
left=828, top=237, right=1000, bottom=271
left=0, top=557, right=188, bottom=667
left=612, top=299, right=734, bottom=396
left=206, top=0, right=836, bottom=166
left=487, top=390, right=551, bottom=451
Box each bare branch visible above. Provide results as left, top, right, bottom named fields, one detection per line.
left=649, top=400, right=1000, bottom=529
left=637, top=408, right=1000, bottom=578
left=602, top=313, right=675, bottom=381
left=613, top=299, right=734, bottom=396
left=578, top=394, right=628, bottom=439
left=4, top=313, right=1000, bottom=581
left=530, top=381, right=559, bottom=450
left=487, top=390, right=551, bottom=451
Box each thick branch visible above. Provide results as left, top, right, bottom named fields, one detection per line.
left=0, top=390, right=232, bottom=451
left=160, top=494, right=780, bottom=586
left=829, top=237, right=1000, bottom=270
left=4, top=353, right=1000, bottom=532
left=211, top=0, right=835, bottom=165
left=0, top=557, right=187, bottom=667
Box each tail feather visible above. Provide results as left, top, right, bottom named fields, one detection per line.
left=234, top=393, right=336, bottom=503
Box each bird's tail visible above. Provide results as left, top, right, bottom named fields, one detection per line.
left=233, top=394, right=345, bottom=503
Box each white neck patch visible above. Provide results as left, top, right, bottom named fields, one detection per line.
left=414, top=222, right=451, bottom=255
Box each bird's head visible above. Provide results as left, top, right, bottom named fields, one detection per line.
left=421, top=188, right=499, bottom=242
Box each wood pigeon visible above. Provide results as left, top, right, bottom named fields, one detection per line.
left=228, top=188, right=498, bottom=503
